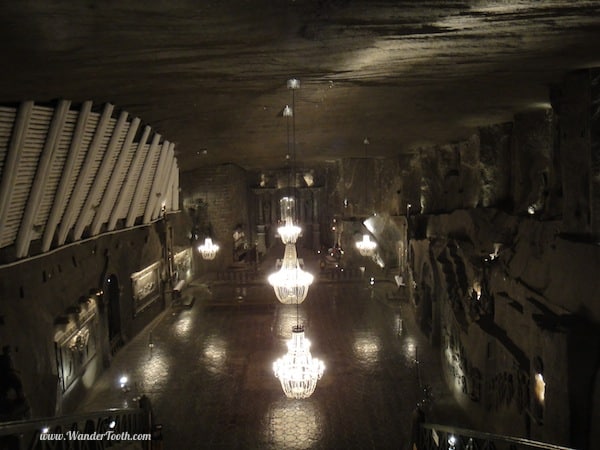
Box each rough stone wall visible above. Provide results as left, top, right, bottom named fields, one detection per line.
left=0, top=224, right=166, bottom=417
left=180, top=164, right=249, bottom=270
left=409, top=210, right=600, bottom=448
left=511, top=110, right=554, bottom=216
left=334, top=158, right=402, bottom=219
left=592, top=69, right=600, bottom=236
left=419, top=135, right=481, bottom=214
left=555, top=70, right=592, bottom=236
left=479, top=123, right=512, bottom=208
left=394, top=154, right=418, bottom=214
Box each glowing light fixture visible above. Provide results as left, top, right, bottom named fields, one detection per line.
left=278, top=197, right=301, bottom=244
left=356, top=234, right=377, bottom=257
left=535, top=372, right=546, bottom=403
left=268, top=244, right=313, bottom=304
left=273, top=325, right=325, bottom=399
left=198, top=237, right=219, bottom=260
left=287, top=78, right=300, bottom=90
left=272, top=78, right=323, bottom=399
left=278, top=218, right=302, bottom=244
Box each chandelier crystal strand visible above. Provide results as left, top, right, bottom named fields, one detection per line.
left=268, top=244, right=313, bottom=304
left=273, top=325, right=325, bottom=399
left=278, top=196, right=301, bottom=244
left=198, top=237, right=219, bottom=260
left=278, top=218, right=302, bottom=244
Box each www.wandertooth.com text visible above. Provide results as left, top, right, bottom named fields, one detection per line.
left=40, top=431, right=151, bottom=441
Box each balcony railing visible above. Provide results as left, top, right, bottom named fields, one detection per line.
left=0, top=397, right=156, bottom=450
left=420, top=423, right=577, bottom=450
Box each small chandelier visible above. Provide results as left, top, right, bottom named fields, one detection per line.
left=198, top=237, right=219, bottom=260
left=273, top=325, right=325, bottom=399
left=356, top=234, right=377, bottom=257
left=278, top=218, right=302, bottom=244
left=268, top=244, right=313, bottom=304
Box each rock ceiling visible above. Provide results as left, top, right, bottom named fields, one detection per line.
left=1, top=1, right=600, bottom=172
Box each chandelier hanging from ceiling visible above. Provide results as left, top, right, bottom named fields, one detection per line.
left=355, top=137, right=377, bottom=257
left=272, top=77, right=324, bottom=399
left=269, top=78, right=314, bottom=305
left=277, top=84, right=302, bottom=246
left=268, top=243, right=314, bottom=304
left=273, top=324, right=325, bottom=399
left=278, top=197, right=301, bottom=244
left=198, top=237, right=219, bottom=260
left=278, top=218, right=302, bottom=245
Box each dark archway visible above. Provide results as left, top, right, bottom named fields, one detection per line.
left=106, top=274, right=122, bottom=353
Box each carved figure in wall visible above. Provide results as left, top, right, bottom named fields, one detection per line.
left=173, top=249, right=192, bottom=284
left=0, top=347, right=30, bottom=421
left=468, top=288, right=482, bottom=322
left=263, top=198, right=271, bottom=224
left=506, top=373, right=515, bottom=405
left=304, top=196, right=311, bottom=223
left=132, top=263, right=161, bottom=314
left=68, top=327, right=90, bottom=363
left=233, top=225, right=248, bottom=262
left=469, top=368, right=482, bottom=402
left=484, top=371, right=520, bottom=412
left=516, top=371, right=529, bottom=414
left=188, top=198, right=213, bottom=244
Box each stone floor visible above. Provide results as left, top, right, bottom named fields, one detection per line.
left=79, top=246, right=471, bottom=449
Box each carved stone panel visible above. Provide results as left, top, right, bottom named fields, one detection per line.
left=131, top=261, right=161, bottom=315
left=54, top=299, right=99, bottom=393
left=173, top=248, right=192, bottom=284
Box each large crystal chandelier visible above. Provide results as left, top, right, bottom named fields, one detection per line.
left=273, top=325, right=325, bottom=399
left=268, top=244, right=314, bottom=304
left=278, top=218, right=302, bottom=244
left=278, top=197, right=301, bottom=244
left=356, top=233, right=377, bottom=257
left=198, top=237, right=219, bottom=260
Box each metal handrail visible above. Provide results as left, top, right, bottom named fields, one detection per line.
left=0, top=400, right=154, bottom=450
left=420, top=423, right=578, bottom=450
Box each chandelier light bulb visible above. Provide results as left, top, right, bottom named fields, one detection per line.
left=198, top=237, right=219, bottom=260
left=356, top=234, right=377, bottom=257
left=268, top=244, right=313, bottom=304
left=273, top=325, right=325, bottom=399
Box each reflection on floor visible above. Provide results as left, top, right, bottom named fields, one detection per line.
left=79, top=258, right=470, bottom=449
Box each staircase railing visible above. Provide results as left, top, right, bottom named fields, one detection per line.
left=420, top=423, right=577, bottom=450
left=0, top=396, right=157, bottom=450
